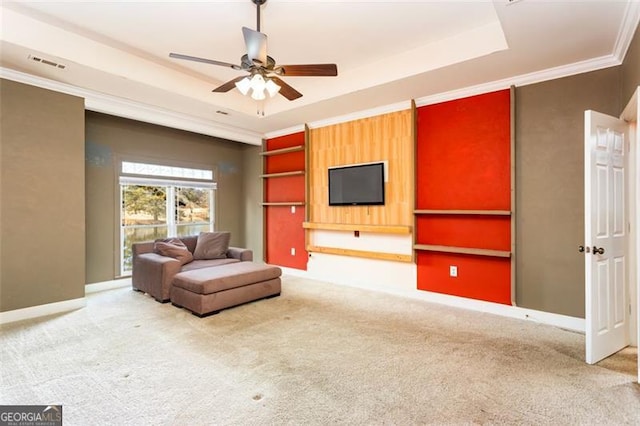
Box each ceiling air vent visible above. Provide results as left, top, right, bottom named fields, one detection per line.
left=28, top=54, right=66, bottom=69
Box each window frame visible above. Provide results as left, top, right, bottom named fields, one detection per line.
left=118, top=160, right=217, bottom=276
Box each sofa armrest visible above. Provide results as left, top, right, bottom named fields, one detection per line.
left=132, top=252, right=181, bottom=302
left=133, top=241, right=155, bottom=256
left=227, top=247, right=253, bottom=262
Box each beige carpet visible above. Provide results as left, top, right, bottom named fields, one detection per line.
left=1, top=276, right=638, bottom=425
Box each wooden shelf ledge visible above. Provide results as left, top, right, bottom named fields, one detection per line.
left=260, top=171, right=305, bottom=178
left=303, top=222, right=411, bottom=235
left=262, top=202, right=305, bottom=206
left=414, top=209, right=511, bottom=216
left=307, top=245, right=413, bottom=263
left=413, top=244, right=511, bottom=258
left=259, top=145, right=305, bottom=156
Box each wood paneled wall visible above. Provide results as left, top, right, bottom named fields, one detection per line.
left=308, top=110, right=414, bottom=226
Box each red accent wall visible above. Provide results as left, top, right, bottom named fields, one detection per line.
left=264, top=132, right=308, bottom=270
left=416, top=216, right=510, bottom=251
left=265, top=175, right=304, bottom=204
left=415, top=90, right=511, bottom=304
left=416, top=90, right=511, bottom=210
left=416, top=252, right=512, bottom=305
left=265, top=206, right=307, bottom=270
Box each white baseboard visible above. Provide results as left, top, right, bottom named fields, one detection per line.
left=282, top=271, right=585, bottom=333
left=85, top=278, right=131, bottom=294
left=278, top=266, right=309, bottom=278
left=409, top=290, right=585, bottom=333
left=0, top=297, right=86, bottom=325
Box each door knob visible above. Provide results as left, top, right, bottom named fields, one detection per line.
left=592, top=246, right=605, bottom=255
left=578, top=246, right=585, bottom=253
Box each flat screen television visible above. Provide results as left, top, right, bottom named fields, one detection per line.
left=328, top=162, right=385, bottom=206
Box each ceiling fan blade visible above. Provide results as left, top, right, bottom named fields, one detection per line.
left=169, top=53, right=241, bottom=70
left=270, top=77, right=303, bottom=101
left=242, top=27, right=268, bottom=66
left=278, top=64, right=338, bottom=77
left=212, top=76, right=247, bottom=93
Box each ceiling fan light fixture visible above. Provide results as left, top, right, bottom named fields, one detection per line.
left=251, top=88, right=267, bottom=101
left=250, top=74, right=267, bottom=100
left=265, top=78, right=281, bottom=97
left=250, top=74, right=266, bottom=92
left=235, top=76, right=252, bottom=95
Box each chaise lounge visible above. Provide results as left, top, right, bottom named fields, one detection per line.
left=132, top=232, right=281, bottom=315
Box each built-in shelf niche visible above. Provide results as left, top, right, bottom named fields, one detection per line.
left=262, top=132, right=307, bottom=270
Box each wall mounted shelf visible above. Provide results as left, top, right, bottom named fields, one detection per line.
left=261, top=202, right=305, bottom=206
left=307, top=245, right=413, bottom=263
left=414, top=209, right=511, bottom=216
left=259, top=145, right=305, bottom=156
left=303, top=222, right=411, bottom=235
left=413, top=244, right=511, bottom=258
left=260, top=171, right=305, bottom=179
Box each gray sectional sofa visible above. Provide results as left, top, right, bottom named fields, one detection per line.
left=132, top=233, right=281, bottom=315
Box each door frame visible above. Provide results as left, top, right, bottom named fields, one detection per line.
left=621, top=87, right=639, bottom=383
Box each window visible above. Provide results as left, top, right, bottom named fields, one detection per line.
left=119, top=161, right=216, bottom=275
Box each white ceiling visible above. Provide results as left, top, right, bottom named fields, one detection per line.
left=1, top=0, right=639, bottom=144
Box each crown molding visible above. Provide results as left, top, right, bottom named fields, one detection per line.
left=415, top=54, right=620, bottom=108
left=614, top=0, right=640, bottom=61
left=0, top=67, right=263, bottom=146
left=267, top=48, right=623, bottom=134
left=264, top=124, right=306, bottom=140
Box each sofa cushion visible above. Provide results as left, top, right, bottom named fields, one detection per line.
left=180, top=258, right=239, bottom=272
left=173, top=262, right=282, bottom=294
left=193, top=231, right=230, bottom=260
left=154, top=238, right=193, bottom=265
left=179, top=235, right=198, bottom=254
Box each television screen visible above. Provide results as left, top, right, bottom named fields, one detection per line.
left=328, top=162, right=385, bottom=206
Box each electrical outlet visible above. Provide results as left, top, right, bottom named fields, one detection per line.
left=291, top=248, right=296, bottom=256
left=291, top=206, right=296, bottom=214
left=450, top=266, right=458, bottom=277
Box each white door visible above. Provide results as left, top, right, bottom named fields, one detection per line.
left=584, top=110, right=630, bottom=364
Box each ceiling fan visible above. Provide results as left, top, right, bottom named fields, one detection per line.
left=169, top=0, right=338, bottom=101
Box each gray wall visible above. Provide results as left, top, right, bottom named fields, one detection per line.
left=242, top=145, right=264, bottom=262
left=85, top=112, right=249, bottom=283
left=0, top=79, right=85, bottom=312
left=515, top=67, right=621, bottom=318
left=514, top=25, right=640, bottom=318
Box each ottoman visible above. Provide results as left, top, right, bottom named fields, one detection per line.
left=170, top=262, right=282, bottom=317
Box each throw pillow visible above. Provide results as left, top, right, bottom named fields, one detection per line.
left=193, top=231, right=230, bottom=260
left=154, top=238, right=194, bottom=265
